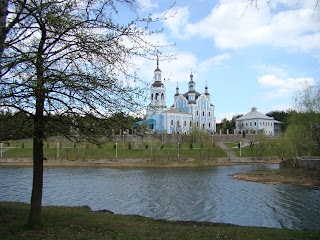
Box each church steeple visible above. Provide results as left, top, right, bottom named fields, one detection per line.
left=150, top=56, right=166, bottom=108
left=205, top=81, right=210, bottom=95
left=152, top=55, right=163, bottom=86
left=174, top=82, right=179, bottom=98
left=188, top=71, right=195, bottom=92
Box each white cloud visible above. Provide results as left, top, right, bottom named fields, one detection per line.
left=165, top=0, right=320, bottom=54
left=160, top=6, right=190, bottom=39
left=258, top=74, right=315, bottom=99
left=137, top=0, right=158, bottom=12
left=198, top=54, right=231, bottom=72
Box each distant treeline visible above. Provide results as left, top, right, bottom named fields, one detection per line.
left=0, top=110, right=142, bottom=141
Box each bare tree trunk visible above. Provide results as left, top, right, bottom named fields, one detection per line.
left=28, top=31, right=46, bottom=226
left=27, top=81, right=45, bottom=227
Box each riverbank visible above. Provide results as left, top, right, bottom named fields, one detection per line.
left=0, top=157, right=279, bottom=168
left=234, top=167, right=320, bottom=187
left=1, top=202, right=319, bottom=240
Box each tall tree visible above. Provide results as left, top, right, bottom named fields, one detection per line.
left=290, top=84, right=320, bottom=152
left=0, top=0, right=173, bottom=226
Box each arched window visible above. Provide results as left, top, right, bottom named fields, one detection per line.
left=202, top=124, right=205, bottom=129
left=171, top=120, right=173, bottom=126
left=196, top=111, right=199, bottom=116
left=161, top=93, right=164, bottom=100
left=151, top=93, right=153, bottom=100
left=209, top=123, right=211, bottom=128
left=209, top=112, right=211, bottom=117
left=184, top=121, right=186, bottom=127
left=155, top=93, right=159, bottom=100
left=196, top=122, right=199, bottom=128
left=202, top=111, right=205, bottom=117
left=177, top=121, right=180, bottom=127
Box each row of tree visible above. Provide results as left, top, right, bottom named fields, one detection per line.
left=0, top=110, right=142, bottom=142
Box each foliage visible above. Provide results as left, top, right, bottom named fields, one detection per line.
left=266, top=110, right=292, bottom=132
left=0, top=110, right=33, bottom=140
left=216, top=114, right=242, bottom=134
left=287, top=84, right=320, bottom=155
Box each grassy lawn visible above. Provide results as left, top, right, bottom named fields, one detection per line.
left=2, top=140, right=227, bottom=160
left=225, top=142, right=277, bottom=158
left=1, top=202, right=319, bottom=240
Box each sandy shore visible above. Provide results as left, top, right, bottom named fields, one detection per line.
left=0, top=157, right=280, bottom=168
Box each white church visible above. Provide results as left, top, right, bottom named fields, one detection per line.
left=134, top=58, right=216, bottom=134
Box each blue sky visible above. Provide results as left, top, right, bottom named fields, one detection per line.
left=133, top=0, right=320, bottom=122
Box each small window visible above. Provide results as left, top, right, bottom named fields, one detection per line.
left=161, top=93, right=164, bottom=100
left=190, top=121, right=192, bottom=127
left=184, top=121, right=186, bottom=127
left=209, top=112, right=211, bottom=117
left=196, top=122, right=199, bottom=128
left=250, top=122, right=252, bottom=126
left=202, top=111, right=205, bottom=117
left=171, top=120, right=173, bottom=126
left=202, top=124, right=205, bottom=129
left=151, top=94, right=153, bottom=100
left=196, top=111, right=199, bottom=116
left=254, top=122, right=257, bottom=126
left=177, top=121, right=180, bottom=127
left=209, top=123, right=211, bottom=128
left=246, top=122, right=248, bottom=126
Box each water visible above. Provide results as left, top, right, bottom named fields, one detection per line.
left=0, top=164, right=319, bottom=230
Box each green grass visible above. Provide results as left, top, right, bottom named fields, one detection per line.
left=225, top=142, right=277, bottom=158
left=1, top=202, right=319, bottom=240
left=2, top=140, right=227, bottom=160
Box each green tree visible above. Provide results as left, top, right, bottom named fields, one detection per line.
left=289, top=84, right=320, bottom=155
left=0, top=0, right=173, bottom=227
left=266, top=110, right=291, bottom=132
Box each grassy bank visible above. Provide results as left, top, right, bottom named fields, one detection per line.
left=1, top=202, right=319, bottom=240
left=2, top=140, right=227, bottom=161
left=234, top=167, right=320, bottom=187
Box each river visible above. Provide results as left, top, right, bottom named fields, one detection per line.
left=0, top=164, right=319, bottom=230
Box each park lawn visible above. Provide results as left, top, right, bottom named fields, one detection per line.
left=2, top=143, right=227, bottom=160
left=225, top=142, right=277, bottom=158
left=1, top=202, right=319, bottom=240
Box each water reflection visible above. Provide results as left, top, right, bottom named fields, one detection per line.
left=0, top=164, right=319, bottom=230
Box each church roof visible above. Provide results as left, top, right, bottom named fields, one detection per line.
left=236, top=107, right=274, bottom=121
left=133, top=118, right=156, bottom=127
left=152, top=81, right=164, bottom=88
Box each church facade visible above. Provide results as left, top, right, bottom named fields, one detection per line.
left=141, top=59, right=216, bottom=135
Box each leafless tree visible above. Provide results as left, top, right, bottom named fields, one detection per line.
left=0, top=0, right=174, bottom=227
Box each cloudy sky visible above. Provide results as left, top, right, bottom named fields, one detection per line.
left=133, top=0, right=319, bottom=122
